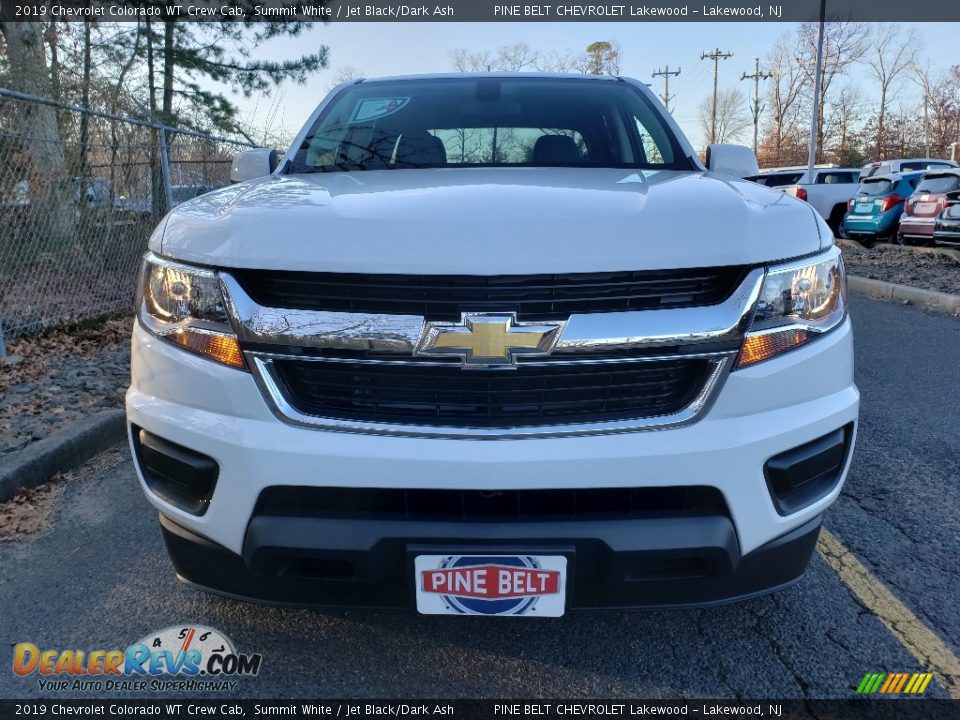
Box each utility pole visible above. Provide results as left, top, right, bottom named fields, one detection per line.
left=806, top=0, right=826, bottom=182
left=701, top=48, right=734, bottom=144
left=740, top=57, right=771, bottom=154
left=652, top=65, right=681, bottom=112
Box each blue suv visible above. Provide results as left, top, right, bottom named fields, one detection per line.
left=842, top=171, right=924, bottom=246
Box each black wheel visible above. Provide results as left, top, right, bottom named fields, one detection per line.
left=828, top=206, right=846, bottom=238
left=895, top=233, right=907, bottom=246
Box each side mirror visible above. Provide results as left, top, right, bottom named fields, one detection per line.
left=230, top=149, right=278, bottom=183
left=705, top=144, right=759, bottom=179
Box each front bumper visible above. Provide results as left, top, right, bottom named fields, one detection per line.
left=160, top=510, right=823, bottom=610
left=127, top=317, right=859, bottom=609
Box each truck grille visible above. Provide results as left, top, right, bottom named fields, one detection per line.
left=254, top=485, right=729, bottom=522
left=232, top=266, right=748, bottom=320
left=270, top=357, right=713, bottom=428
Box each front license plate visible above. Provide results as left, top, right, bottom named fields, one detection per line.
left=415, top=554, right=567, bottom=617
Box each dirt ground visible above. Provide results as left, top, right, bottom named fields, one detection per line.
left=840, top=242, right=960, bottom=295
left=0, top=315, right=131, bottom=455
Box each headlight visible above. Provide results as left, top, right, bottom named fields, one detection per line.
left=137, top=252, right=246, bottom=370
left=736, top=246, right=846, bottom=369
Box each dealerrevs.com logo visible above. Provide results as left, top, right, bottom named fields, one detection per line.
left=12, top=625, right=262, bottom=692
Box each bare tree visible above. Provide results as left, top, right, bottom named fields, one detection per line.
left=796, top=21, right=869, bottom=162
left=451, top=41, right=621, bottom=76
left=0, top=22, right=74, bottom=242
left=866, top=26, right=918, bottom=158
left=698, top=88, right=751, bottom=145
left=0, top=30, right=8, bottom=85
left=911, top=61, right=935, bottom=157
left=759, top=34, right=808, bottom=166
left=923, top=69, right=960, bottom=159
left=825, top=82, right=866, bottom=166
left=534, top=49, right=580, bottom=74
left=327, top=65, right=364, bottom=91
left=496, top=43, right=538, bottom=72
left=450, top=49, right=494, bottom=72
left=452, top=41, right=622, bottom=77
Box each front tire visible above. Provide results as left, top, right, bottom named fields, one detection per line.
left=828, top=206, right=846, bottom=238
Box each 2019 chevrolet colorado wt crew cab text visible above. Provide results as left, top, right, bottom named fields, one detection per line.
left=127, top=74, right=859, bottom=615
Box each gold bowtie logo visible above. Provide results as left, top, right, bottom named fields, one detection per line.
left=416, top=313, right=565, bottom=367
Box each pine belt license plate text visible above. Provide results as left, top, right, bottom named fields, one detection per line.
left=415, top=555, right=567, bottom=617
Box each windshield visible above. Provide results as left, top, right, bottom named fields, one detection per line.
left=290, top=77, right=690, bottom=173
left=916, top=175, right=960, bottom=194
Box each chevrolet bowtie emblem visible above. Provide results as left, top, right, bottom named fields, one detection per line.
left=416, top=313, right=565, bottom=367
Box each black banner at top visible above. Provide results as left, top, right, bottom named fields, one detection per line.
left=0, top=700, right=959, bottom=720
left=1, top=0, right=960, bottom=22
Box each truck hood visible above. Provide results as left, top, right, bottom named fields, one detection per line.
left=155, top=167, right=825, bottom=274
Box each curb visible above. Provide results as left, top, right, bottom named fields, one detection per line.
left=0, top=410, right=125, bottom=503
left=848, top=275, right=960, bottom=315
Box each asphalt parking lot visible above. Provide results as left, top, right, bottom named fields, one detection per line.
left=1, top=295, right=958, bottom=700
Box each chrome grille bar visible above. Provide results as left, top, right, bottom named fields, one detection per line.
left=216, top=266, right=764, bottom=438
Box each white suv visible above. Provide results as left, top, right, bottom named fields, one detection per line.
left=127, top=74, right=858, bottom=616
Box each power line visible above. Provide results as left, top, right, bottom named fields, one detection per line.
left=740, top=57, right=772, bottom=154
left=700, top=48, right=734, bottom=145
left=651, top=65, right=681, bottom=112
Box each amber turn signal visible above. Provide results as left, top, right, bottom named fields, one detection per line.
left=736, top=328, right=809, bottom=369
left=170, top=331, right=246, bottom=370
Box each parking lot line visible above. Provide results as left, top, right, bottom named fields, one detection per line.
left=817, top=528, right=960, bottom=699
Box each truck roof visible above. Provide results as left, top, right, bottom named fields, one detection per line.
left=360, top=72, right=623, bottom=83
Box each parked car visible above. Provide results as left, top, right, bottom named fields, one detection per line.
left=841, top=171, right=924, bottom=246
left=781, top=167, right=862, bottom=234
left=2, top=176, right=114, bottom=210
left=859, top=158, right=958, bottom=181
left=127, top=73, right=857, bottom=614
left=171, top=184, right=215, bottom=205
left=2, top=179, right=30, bottom=209
left=898, top=169, right=960, bottom=245
left=933, top=190, right=960, bottom=247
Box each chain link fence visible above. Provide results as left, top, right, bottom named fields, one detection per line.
left=0, top=89, right=258, bottom=351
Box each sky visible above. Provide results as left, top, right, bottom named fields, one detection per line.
left=229, top=22, right=958, bottom=150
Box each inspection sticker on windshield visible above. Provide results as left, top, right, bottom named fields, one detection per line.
left=349, top=97, right=410, bottom=123
left=415, top=555, right=566, bottom=617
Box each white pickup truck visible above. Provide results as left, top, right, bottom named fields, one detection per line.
left=127, top=73, right=858, bottom=615
left=780, top=167, right=862, bottom=235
